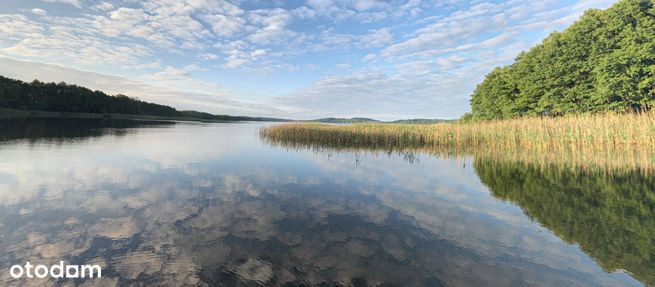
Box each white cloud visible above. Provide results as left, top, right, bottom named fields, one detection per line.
left=42, top=0, right=81, bottom=8
left=291, top=6, right=316, bottom=19
left=183, top=64, right=206, bottom=72
left=305, top=0, right=420, bottom=22
left=30, top=8, right=47, bottom=16
left=334, top=63, right=352, bottom=69
left=353, top=11, right=389, bottom=23
left=0, top=14, right=44, bottom=39
left=202, top=14, right=246, bottom=37
left=362, top=53, right=377, bottom=62
left=199, top=53, right=218, bottom=60
left=93, top=2, right=115, bottom=11
left=0, top=14, right=153, bottom=67
left=247, top=8, right=295, bottom=45
left=360, top=27, right=393, bottom=47
left=224, top=58, right=249, bottom=69
left=134, top=60, right=162, bottom=69
left=250, top=49, right=267, bottom=57
left=221, top=48, right=267, bottom=69
left=307, top=0, right=356, bottom=21
left=313, top=27, right=393, bottom=52
left=154, top=66, right=189, bottom=78
left=354, top=0, right=382, bottom=11
left=395, top=0, right=422, bottom=17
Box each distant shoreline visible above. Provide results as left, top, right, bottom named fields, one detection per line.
left=0, top=108, right=262, bottom=123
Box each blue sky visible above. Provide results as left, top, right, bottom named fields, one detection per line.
left=0, top=0, right=616, bottom=120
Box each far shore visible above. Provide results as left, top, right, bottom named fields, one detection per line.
left=0, top=108, right=262, bottom=123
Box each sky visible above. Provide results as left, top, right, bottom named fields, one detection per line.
left=0, top=0, right=617, bottom=120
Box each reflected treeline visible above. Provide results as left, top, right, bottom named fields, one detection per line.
left=474, top=158, right=655, bottom=285
left=0, top=118, right=176, bottom=144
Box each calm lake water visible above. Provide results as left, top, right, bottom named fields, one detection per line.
left=0, top=118, right=652, bottom=286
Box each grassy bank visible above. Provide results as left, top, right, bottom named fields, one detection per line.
left=260, top=111, right=655, bottom=172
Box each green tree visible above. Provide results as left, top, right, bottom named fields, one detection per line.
left=469, top=0, right=655, bottom=120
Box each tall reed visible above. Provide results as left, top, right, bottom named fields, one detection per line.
left=260, top=111, right=655, bottom=173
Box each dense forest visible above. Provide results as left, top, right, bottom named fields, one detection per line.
left=474, top=158, right=655, bottom=285
left=0, top=75, right=287, bottom=121
left=467, top=0, right=655, bottom=120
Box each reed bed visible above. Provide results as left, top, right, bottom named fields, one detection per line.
left=260, top=112, right=655, bottom=173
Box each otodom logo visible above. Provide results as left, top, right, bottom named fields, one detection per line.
left=9, top=262, right=101, bottom=279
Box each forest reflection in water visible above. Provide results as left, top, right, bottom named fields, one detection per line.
left=0, top=118, right=650, bottom=286
left=0, top=117, right=176, bottom=144
left=474, top=158, right=655, bottom=286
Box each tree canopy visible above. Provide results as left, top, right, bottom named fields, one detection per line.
left=0, top=76, right=181, bottom=116
left=469, top=0, right=655, bottom=120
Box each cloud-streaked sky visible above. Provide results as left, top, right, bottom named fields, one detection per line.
left=0, top=0, right=615, bottom=120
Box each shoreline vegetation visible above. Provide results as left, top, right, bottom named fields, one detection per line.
left=260, top=111, right=655, bottom=173
left=0, top=107, right=255, bottom=123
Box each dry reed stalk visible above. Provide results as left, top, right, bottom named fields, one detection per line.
left=260, top=111, right=655, bottom=173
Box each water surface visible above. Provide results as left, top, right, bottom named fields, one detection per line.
left=0, top=118, right=651, bottom=286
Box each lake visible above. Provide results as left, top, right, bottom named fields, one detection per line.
left=0, top=118, right=651, bottom=286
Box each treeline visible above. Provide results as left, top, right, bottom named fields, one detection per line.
left=467, top=0, right=655, bottom=121
left=0, top=75, right=287, bottom=122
